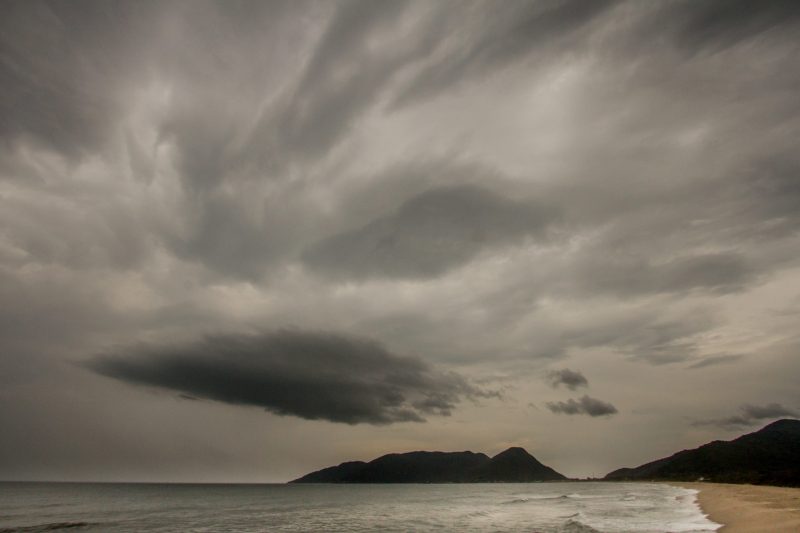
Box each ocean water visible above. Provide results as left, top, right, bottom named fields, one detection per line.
left=0, top=481, right=719, bottom=532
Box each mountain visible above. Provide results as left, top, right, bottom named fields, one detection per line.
left=290, top=447, right=566, bottom=483
left=290, top=460, right=368, bottom=483
left=605, top=419, right=800, bottom=486
left=471, top=447, right=566, bottom=482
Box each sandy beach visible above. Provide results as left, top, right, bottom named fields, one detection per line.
left=674, top=482, right=800, bottom=532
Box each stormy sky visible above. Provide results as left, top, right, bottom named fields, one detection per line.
left=1, top=0, right=799, bottom=482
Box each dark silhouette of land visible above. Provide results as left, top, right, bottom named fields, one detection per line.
left=605, top=419, right=800, bottom=486
left=291, top=419, right=800, bottom=486
left=290, top=446, right=566, bottom=483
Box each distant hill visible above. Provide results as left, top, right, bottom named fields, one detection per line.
left=605, top=419, right=800, bottom=486
left=471, top=447, right=566, bottom=482
left=290, top=447, right=566, bottom=483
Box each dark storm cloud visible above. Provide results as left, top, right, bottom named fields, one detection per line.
left=86, top=330, right=488, bottom=425
left=645, top=0, right=800, bottom=54
left=546, top=369, right=588, bottom=390
left=693, top=403, right=799, bottom=429
left=303, top=184, right=556, bottom=280
left=0, top=0, right=151, bottom=157
left=546, top=395, right=618, bottom=417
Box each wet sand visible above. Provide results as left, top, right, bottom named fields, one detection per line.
left=675, top=482, right=800, bottom=532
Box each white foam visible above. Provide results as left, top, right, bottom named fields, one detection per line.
left=570, top=483, right=722, bottom=533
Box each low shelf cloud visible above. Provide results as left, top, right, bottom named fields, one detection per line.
left=86, top=330, right=490, bottom=425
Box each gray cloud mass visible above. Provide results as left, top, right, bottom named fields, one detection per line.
left=648, top=0, right=800, bottom=53
left=0, top=0, right=148, bottom=156
left=546, top=396, right=618, bottom=417
left=1, top=0, right=800, bottom=481
left=546, top=369, right=588, bottom=390
left=86, top=330, right=487, bottom=425
left=687, top=354, right=743, bottom=370
left=693, top=403, right=799, bottom=429
left=303, top=184, right=556, bottom=280
left=389, top=0, right=618, bottom=109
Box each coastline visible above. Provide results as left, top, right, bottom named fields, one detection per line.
left=672, top=482, right=800, bottom=532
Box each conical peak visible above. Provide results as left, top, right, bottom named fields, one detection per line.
left=494, top=446, right=531, bottom=459
left=757, top=418, right=800, bottom=435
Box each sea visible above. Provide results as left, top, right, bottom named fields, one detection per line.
left=0, top=481, right=720, bottom=532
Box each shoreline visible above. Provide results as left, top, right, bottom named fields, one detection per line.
left=672, top=482, right=800, bottom=532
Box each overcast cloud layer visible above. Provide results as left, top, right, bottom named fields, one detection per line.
left=1, top=0, right=800, bottom=482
